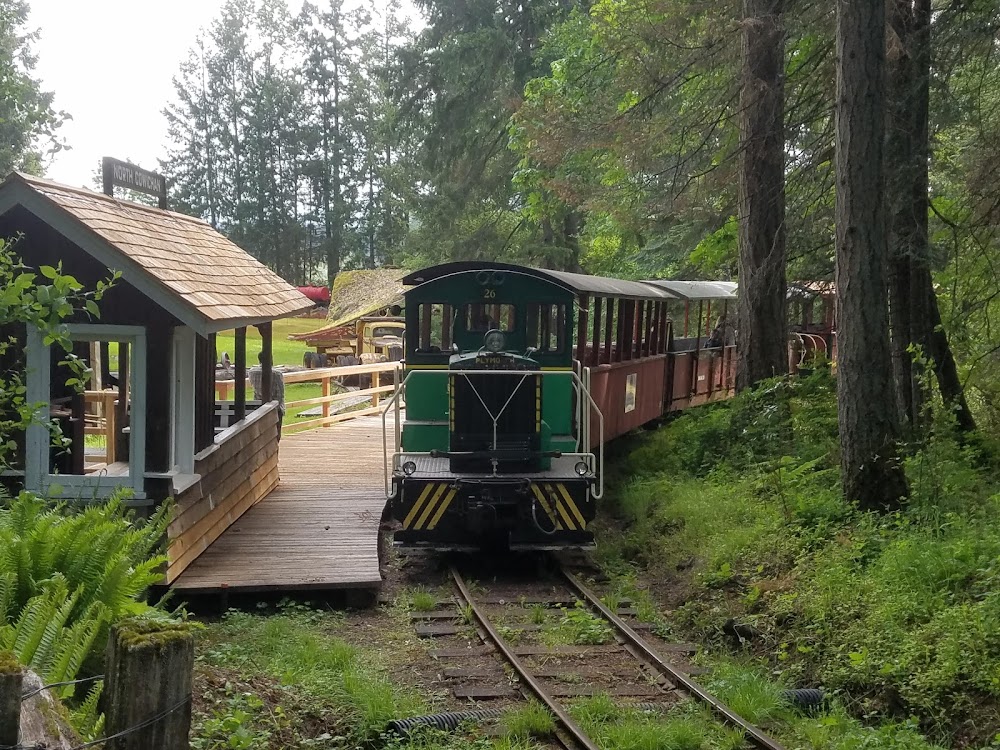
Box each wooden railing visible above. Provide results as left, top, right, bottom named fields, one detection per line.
left=215, top=361, right=402, bottom=434
left=83, top=390, right=118, bottom=464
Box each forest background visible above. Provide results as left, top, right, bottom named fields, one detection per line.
left=123, top=0, right=1000, bottom=432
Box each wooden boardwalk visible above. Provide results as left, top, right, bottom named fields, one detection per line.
left=171, top=415, right=389, bottom=593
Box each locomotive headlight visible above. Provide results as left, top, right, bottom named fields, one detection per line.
left=484, top=330, right=506, bottom=352
left=401, top=460, right=417, bottom=476
left=574, top=461, right=590, bottom=476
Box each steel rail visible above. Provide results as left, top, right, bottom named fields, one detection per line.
left=449, top=566, right=601, bottom=750
left=561, top=569, right=787, bottom=750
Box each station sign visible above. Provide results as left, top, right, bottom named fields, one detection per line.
left=101, top=156, right=168, bottom=209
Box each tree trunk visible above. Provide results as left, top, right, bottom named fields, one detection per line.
left=886, top=0, right=916, bottom=426
left=886, top=0, right=975, bottom=434
left=736, top=0, right=788, bottom=391
left=835, top=0, right=909, bottom=511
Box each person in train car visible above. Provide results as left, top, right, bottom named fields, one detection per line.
left=707, top=317, right=726, bottom=348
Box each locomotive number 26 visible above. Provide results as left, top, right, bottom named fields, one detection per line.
left=483, top=288, right=496, bottom=299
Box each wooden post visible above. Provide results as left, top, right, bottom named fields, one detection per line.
left=575, top=294, right=589, bottom=363
left=103, top=620, right=195, bottom=750
left=692, top=300, right=704, bottom=395
left=105, top=391, right=118, bottom=464
left=146, top=325, right=172, bottom=473
left=194, top=334, right=215, bottom=452
left=0, top=651, right=22, bottom=750
left=603, top=298, right=615, bottom=364
left=372, top=369, right=381, bottom=407
left=614, top=299, right=626, bottom=362
left=259, top=322, right=273, bottom=407
left=116, top=341, right=130, bottom=461
left=591, top=297, right=603, bottom=367
left=234, top=327, right=246, bottom=423
left=321, top=374, right=331, bottom=422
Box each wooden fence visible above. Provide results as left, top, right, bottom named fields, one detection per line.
left=83, top=389, right=118, bottom=464
left=215, top=360, right=402, bottom=434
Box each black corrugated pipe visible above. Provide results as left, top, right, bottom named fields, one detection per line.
left=783, top=688, right=826, bottom=707
left=386, top=708, right=505, bottom=735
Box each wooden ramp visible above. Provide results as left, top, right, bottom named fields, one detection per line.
left=171, top=415, right=389, bottom=593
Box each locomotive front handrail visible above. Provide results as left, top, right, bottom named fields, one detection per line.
left=381, top=368, right=605, bottom=500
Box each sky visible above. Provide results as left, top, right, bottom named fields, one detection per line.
left=28, top=0, right=415, bottom=189
left=28, top=0, right=242, bottom=188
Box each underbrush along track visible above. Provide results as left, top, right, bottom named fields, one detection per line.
left=447, top=561, right=786, bottom=750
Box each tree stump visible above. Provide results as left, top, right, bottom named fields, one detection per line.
left=103, top=619, right=196, bottom=750
left=0, top=651, right=21, bottom=750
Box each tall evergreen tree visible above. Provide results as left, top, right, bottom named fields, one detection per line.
left=835, top=0, right=909, bottom=510
left=0, top=0, right=67, bottom=174
left=736, top=0, right=788, bottom=390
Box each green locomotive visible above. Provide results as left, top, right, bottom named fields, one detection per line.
left=387, top=262, right=609, bottom=550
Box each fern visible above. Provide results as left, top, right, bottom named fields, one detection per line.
left=72, top=680, right=106, bottom=741
left=0, top=571, right=15, bottom=620
left=0, top=490, right=168, bottom=695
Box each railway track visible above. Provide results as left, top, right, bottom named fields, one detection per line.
left=408, top=557, right=786, bottom=750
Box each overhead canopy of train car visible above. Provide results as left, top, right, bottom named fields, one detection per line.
left=642, top=280, right=738, bottom=300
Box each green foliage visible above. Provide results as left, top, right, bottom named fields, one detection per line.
left=0, top=492, right=168, bottom=622
left=408, top=589, right=437, bottom=613
left=0, top=238, right=117, bottom=467
left=0, top=575, right=105, bottom=698
left=545, top=601, right=613, bottom=646
left=568, top=696, right=740, bottom=750
left=601, top=375, right=1000, bottom=743
left=501, top=702, right=556, bottom=740
left=200, top=605, right=424, bottom=744
left=0, top=0, right=69, bottom=174
left=0, top=492, right=168, bottom=695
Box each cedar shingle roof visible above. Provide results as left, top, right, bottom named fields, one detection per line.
left=0, top=172, right=312, bottom=333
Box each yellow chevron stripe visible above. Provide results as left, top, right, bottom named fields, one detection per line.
left=547, top=483, right=577, bottom=530
left=532, top=484, right=561, bottom=530
left=427, top=489, right=456, bottom=530
left=403, top=484, right=435, bottom=529
left=415, top=484, right=448, bottom=530
left=555, top=482, right=586, bottom=529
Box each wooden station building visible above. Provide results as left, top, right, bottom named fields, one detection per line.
left=0, top=172, right=312, bottom=582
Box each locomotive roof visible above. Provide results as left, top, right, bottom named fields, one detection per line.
left=402, top=261, right=675, bottom=300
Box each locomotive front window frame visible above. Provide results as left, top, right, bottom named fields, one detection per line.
left=459, top=303, right=517, bottom=334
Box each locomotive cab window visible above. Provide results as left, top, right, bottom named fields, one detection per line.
left=460, top=303, right=516, bottom=333
left=416, top=303, right=454, bottom=352
left=526, top=304, right=567, bottom=353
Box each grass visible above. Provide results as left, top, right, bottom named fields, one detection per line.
left=501, top=702, right=555, bottom=740
left=196, top=600, right=543, bottom=750
left=214, top=317, right=375, bottom=427
left=197, top=603, right=423, bottom=744
left=540, top=602, right=613, bottom=647
left=215, top=317, right=322, bottom=369
left=595, top=369, right=1000, bottom=747
left=409, top=589, right=438, bottom=613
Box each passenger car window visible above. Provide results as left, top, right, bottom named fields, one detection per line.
left=526, top=304, right=566, bottom=353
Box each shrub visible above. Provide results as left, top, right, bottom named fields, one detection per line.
left=0, top=490, right=169, bottom=694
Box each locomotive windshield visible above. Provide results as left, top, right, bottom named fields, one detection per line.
left=461, top=303, right=516, bottom=334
